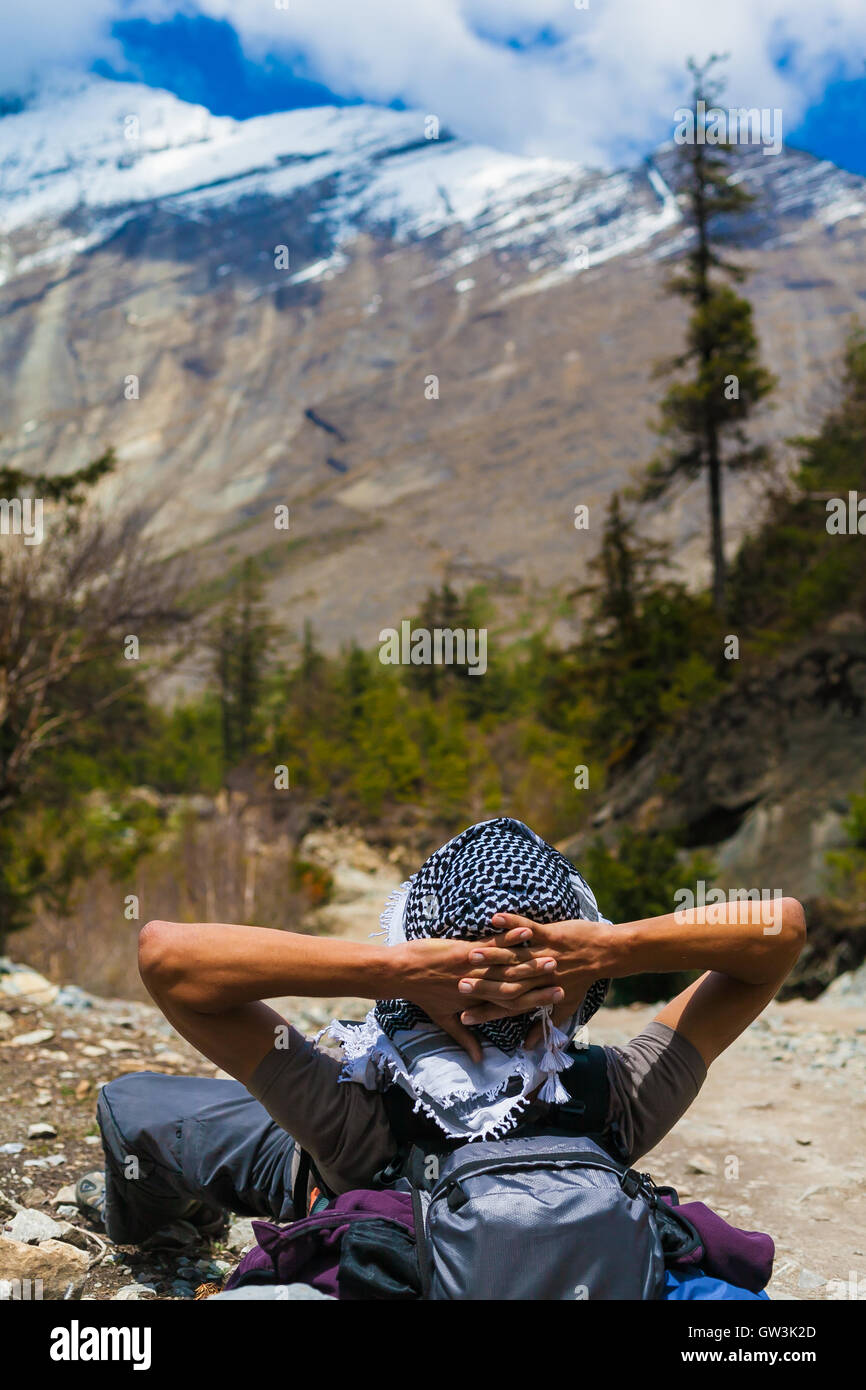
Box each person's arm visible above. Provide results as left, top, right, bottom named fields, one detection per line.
left=138, top=918, right=563, bottom=1081
left=459, top=899, right=807, bottom=1065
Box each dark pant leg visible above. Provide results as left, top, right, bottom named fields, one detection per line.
left=97, top=1071, right=297, bottom=1245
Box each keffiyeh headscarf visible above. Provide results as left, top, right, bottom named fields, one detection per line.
left=323, top=817, right=613, bottom=1141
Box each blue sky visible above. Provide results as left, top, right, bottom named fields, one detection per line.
left=6, top=2, right=866, bottom=175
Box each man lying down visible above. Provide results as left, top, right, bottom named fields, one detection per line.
left=75, top=817, right=805, bottom=1251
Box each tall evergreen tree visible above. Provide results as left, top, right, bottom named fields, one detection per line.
left=641, top=56, right=776, bottom=612
left=210, top=558, right=277, bottom=768
left=576, top=493, right=718, bottom=755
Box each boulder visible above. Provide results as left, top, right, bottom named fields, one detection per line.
left=0, top=960, right=58, bottom=1007
left=0, top=1237, right=89, bottom=1300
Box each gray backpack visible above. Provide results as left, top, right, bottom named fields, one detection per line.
left=403, top=1133, right=680, bottom=1300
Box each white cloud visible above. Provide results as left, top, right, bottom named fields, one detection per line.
left=4, top=0, right=866, bottom=164
left=0, top=0, right=120, bottom=94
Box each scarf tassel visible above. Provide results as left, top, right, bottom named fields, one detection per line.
left=537, top=1006, right=572, bottom=1105
left=538, top=1071, right=572, bottom=1105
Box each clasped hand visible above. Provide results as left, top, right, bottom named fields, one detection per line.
left=399, top=913, right=609, bottom=1059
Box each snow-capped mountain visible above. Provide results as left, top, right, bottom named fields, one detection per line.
left=1, top=72, right=671, bottom=285
left=2, top=73, right=866, bottom=651
left=3, top=74, right=865, bottom=288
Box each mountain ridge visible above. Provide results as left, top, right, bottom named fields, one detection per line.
left=2, top=73, right=866, bottom=656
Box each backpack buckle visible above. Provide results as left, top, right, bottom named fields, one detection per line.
left=446, top=1181, right=469, bottom=1213
left=620, top=1169, right=643, bottom=1199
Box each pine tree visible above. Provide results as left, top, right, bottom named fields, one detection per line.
left=210, top=558, right=277, bottom=769
left=576, top=493, right=718, bottom=755
left=641, top=56, right=776, bottom=613
left=0, top=449, right=115, bottom=508
left=406, top=581, right=476, bottom=699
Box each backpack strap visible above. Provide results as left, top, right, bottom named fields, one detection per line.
left=552, top=1042, right=611, bottom=1133
left=291, top=1145, right=337, bottom=1215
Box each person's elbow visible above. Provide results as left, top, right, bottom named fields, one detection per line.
left=775, top=896, right=807, bottom=963
left=139, top=919, right=194, bottom=1004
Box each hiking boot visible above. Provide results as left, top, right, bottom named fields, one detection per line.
left=74, top=1170, right=106, bottom=1230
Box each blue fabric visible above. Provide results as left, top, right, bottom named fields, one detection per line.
left=664, top=1267, right=770, bottom=1300
left=98, top=1072, right=297, bottom=1244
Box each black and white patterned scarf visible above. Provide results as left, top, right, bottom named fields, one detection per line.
left=323, top=817, right=614, bottom=1138
left=375, top=817, right=610, bottom=1048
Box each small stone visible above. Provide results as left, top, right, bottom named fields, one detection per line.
left=684, top=1153, right=717, bottom=1177
left=153, top=1050, right=187, bottom=1067
left=170, top=1279, right=196, bottom=1298
left=80, top=1045, right=106, bottom=1058
left=4, top=1209, right=64, bottom=1244
left=27, top=1122, right=57, bottom=1140
left=798, top=1267, right=826, bottom=1291
left=226, top=1217, right=256, bottom=1254
left=99, top=1038, right=138, bottom=1054
left=0, top=1011, right=14, bottom=1032
left=75, top=1080, right=90, bottom=1100
left=0, top=1143, right=24, bottom=1156
left=797, top=1183, right=836, bottom=1204
left=26, top=1117, right=57, bottom=1139
left=6, top=1028, right=55, bottom=1049
left=34, top=1093, right=52, bottom=1107
left=114, top=1283, right=157, bottom=1300
left=55, top=985, right=95, bottom=1011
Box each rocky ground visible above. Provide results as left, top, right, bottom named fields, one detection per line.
left=602, top=971, right=866, bottom=1302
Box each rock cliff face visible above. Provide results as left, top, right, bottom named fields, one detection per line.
left=2, top=74, right=866, bottom=651
left=566, top=628, right=866, bottom=912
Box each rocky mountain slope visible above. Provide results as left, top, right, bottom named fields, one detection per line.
left=567, top=627, right=866, bottom=905
left=2, top=74, right=866, bottom=652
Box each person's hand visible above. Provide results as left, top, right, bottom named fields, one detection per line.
left=397, top=926, right=564, bottom=1062
left=457, top=912, right=614, bottom=1044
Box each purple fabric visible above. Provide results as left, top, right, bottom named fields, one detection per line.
left=224, top=1190, right=414, bottom=1299
left=663, top=1196, right=774, bottom=1293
